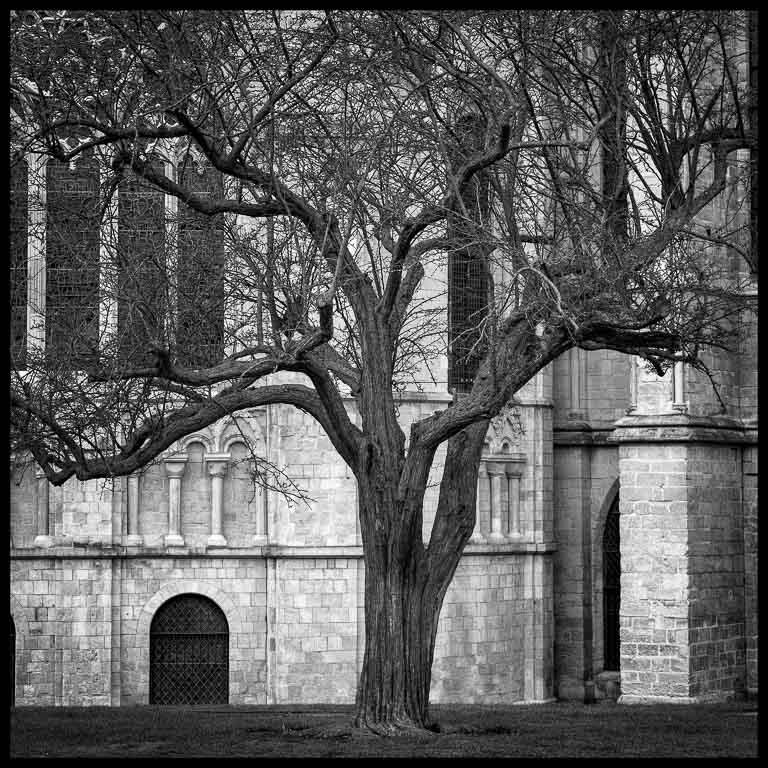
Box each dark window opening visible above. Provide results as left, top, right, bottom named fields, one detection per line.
left=447, top=113, right=491, bottom=394
left=45, top=153, right=100, bottom=365
left=176, top=157, right=225, bottom=368
left=10, top=160, right=28, bottom=367
left=603, top=499, right=621, bottom=671
left=149, top=594, right=229, bottom=705
left=448, top=250, right=488, bottom=393
left=117, top=162, right=167, bottom=365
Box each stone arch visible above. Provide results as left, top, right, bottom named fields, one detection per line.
left=594, top=478, right=621, bottom=549
left=135, top=581, right=244, bottom=705
left=149, top=594, right=229, bottom=704
left=177, top=433, right=214, bottom=455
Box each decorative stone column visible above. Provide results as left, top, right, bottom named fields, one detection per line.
left=470, top=462, right=487, bottom=542
left=507, top=468, right=522, bottom=538
left=34, top=468, right=54, bottom=548
left=206, top=454, right=229, bottom=547
left=164, top=456, right=187, bottom=546
left=253, top=483, right=268, bottom=544
left=27, top=153, right=47, bottom=355
left=125, top=474, right=143, bottom=546
left=487, top=462, right=506, bottom=542
left=671, top=360, right=687, bottom=412
left=627, top=356, right=639, bottom=413
left=567, top=347, right=587, bottom=420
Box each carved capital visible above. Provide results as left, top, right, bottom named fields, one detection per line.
left=205, top=454, right=230, bottom=478
left=164, top=456, right=188, bottom=478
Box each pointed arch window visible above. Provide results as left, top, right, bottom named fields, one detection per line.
left=602, top=499, right=621, bottom=671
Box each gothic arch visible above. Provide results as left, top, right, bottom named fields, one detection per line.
left=593, top=478, right=620, bottom=555
left=593, top=479, right=621, bottom=674
left=135, top=581, right=244, bottom=704
left=177, top=433, right=214, bottom=455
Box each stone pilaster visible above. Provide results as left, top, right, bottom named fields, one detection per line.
left=33, top=468, right=54, bottom=548
left=470, top=463, right=486, bottom=542
left=164, top=456, right=187, bottom=547
left=486, top=462, right=506, bottom=542
left=125, top=474, right=143, bottom=546
left=206, top=454, right=229, bottom=547
left=27, top=153, right=47, bottom=354
left=507, top=469, right=522, bottom=539
left=552, top=443, right=592, bottom=701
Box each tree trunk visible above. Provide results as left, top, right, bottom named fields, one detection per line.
left=353, top=543, right=439, bottom=733
left=352, top=439, right=439, bottom=733
left=352, top=423, right=488, bottom=733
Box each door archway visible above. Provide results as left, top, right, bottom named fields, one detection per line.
left=149, top=593, right=229, bottom=705
left=602, top=498, right=621, bottom=671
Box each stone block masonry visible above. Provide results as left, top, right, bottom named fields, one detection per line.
left=615, top=434, right=748, bottom=702
left=275, top=558, right=359, bottom=704
left=10, top=546, right=556, bottom=707
left=430, top=553, right=553, bottom=704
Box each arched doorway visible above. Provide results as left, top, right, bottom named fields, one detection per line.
left=10, top=616, right=15, bottom=706
left=149, top=594, right=229, bottom=705
left=602, top=499, right=621, bottom=671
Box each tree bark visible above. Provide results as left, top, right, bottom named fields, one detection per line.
left=353, top=538, right=437, bottom=733
left=352, top=422, right=488, bottom=733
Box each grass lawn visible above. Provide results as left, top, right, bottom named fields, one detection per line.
left=9, top=699, right=757, bottom=758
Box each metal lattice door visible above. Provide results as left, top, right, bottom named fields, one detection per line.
left=149, top=594, right=229, bottom=705
left=603, top=501, right=621, bottom=671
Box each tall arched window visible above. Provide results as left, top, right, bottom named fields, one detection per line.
left=10, top=159, right=28, bottom=367
left=602, top=499, right=621, bottom=671
left=149, top=594, right=229, bottom=705
left=46, top=151, right=100, bottom=364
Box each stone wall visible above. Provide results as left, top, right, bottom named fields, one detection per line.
left=742, top=443, right=758, bottom=696
left=11, top=548, right=556, bottom=707
left=686, top=444, right=746, bottom=699
left=616, top=436, right=748, bottom=702
left=10, top=397, right=555, bottom=708
left=430, top=553, right=553, bottom=704
left=274, top=557, right=360, bottom=704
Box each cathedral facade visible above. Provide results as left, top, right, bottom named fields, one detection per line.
left=11, top=328, right=757, bottom=706
left=9, top=14, right=757, bottom=705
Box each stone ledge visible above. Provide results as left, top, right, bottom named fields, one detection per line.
left=607, top=413, right=756, bottom=445
left=618, top=692, right=742, bottom=704
left=553, top=426, right=615, bottom=446
left=10, top=541, right=558, bottom=559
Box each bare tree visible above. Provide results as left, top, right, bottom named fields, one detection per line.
left=10, top=10, right=755, bottom=732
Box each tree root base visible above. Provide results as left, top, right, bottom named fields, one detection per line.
left=288, top=718, right=440, bottom=740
